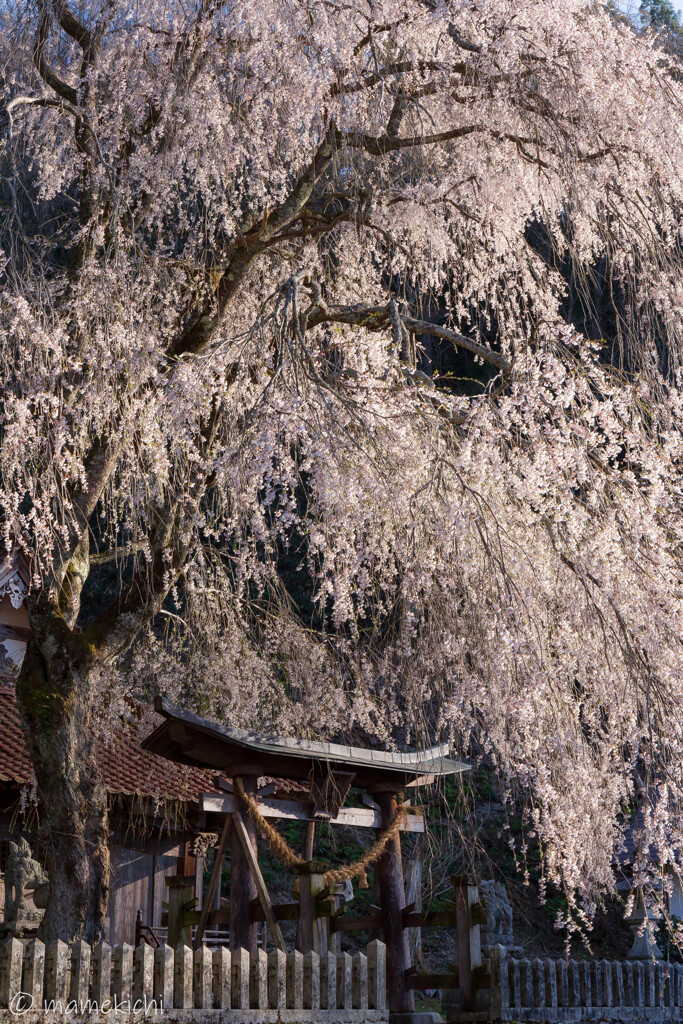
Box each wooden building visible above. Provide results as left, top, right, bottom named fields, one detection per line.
left=0, top=544, right=222, bottom=945
left=0, top=683, right=216, bottom=944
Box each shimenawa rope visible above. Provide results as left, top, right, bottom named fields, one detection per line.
left=232, top=776, right=408, bottom=886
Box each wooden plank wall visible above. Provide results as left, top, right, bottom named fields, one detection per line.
left=105, top=847, right=178, bottom=945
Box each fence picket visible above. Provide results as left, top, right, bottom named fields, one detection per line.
left=212, top=946, right=230, bottom=1010
left=154, top=944, right=174, bottom=1009
left=69, top=939, right=90, bottom=1006
left=231, top=948, right=249, bottom=1010
left=91, top=942, right=111, bottom=1008
left=286, top=950, right=303, bottom=1010
left=0, top=938, right=23, bottom=1008
left=112, top=944, right=133, bottom=1006
left=23, top=939, right=45, bottom=1009
left=351, top=951, right=367, bottom=1010
left=133, top=942, right=153, bottom=1006
left=602, top=959, right=612, bottom=1007
left=45, top=940, right=69, bottom=1007
left=249, top=949, right=267, bottom=1009
left=193, top=946, right=212, bottom=1009
left=320, top=952, right=337, bottom=1010
left=544, top=958, right=557, bottom=1008
left=337, top=951, right=352, bottom=1009
left=367, top=940, right=386, bottom=1011
left=174, top=945, right=193, bottom=1010
left=303, top=951, right=320, bottom=1010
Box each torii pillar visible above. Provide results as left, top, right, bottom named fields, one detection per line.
left=229, top=774, right=258, bottom=952
left=373, top=788, right=415, bottom=1016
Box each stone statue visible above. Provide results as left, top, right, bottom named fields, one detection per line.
left=4, top=838, right=48, bottom=924
left=479, top=879, right=515, bottom=951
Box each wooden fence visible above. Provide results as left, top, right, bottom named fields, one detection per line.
left=0, top=936, right=387, bottom=1022
left=449, top=945, right=683, bottom=1022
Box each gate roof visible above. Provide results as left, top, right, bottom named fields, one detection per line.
left=143, top=696, right=468, bottom=789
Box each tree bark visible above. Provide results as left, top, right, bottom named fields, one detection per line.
left=15, top=617, right=110, bottom=945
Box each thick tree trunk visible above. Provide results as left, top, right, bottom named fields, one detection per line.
left=16, top=625, right=110, bottom=945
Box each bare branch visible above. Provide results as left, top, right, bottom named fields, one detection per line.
left=33, top=10, right=78, bottom=104
left=339, top=123, right=483, bottom=155
left=50, top=0, right=92, bottom=50
left=89, top=541, right=148, bottom=565
left=306, top=301, right=511, bottom=373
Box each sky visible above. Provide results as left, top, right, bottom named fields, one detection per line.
left=618, top=1, right=683, bottom=19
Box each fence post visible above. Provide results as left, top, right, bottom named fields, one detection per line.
left=0, top=937, right=23, bottom=1008
left=320, top=952, right=337, bottom=1010
left=112, top=943, right=133, bottom=1007
left=174, top=945, right=193, bottom=1009
left=646, top=961, right=655, bottom=1007
left=591, top=959, right=602, bottom=1008
left=133, top=942, right=154, bottom=1007
left=268, top=949, right=286, bottom=1010
left=250, top=948, right=268, bottom=1009
left=154, top=944, right=174, bottom=1009
left=558, top=960, right=569, bottom=1008
left=92, top=942, right=111, bottom=1008
left=569, top=960, right=581, bottom=1008
left=304, top=951, right=320, bottom=1010
left=489, top=945, right=509, bottom=1016
left=193, top=945, right=212, bottom=1009
left=612, top=961, right=624, bottom=1008
left=510, top=957, right=521, bottom=1009
left=212, top=946, right=231, bottom=1009
left=337, top=950, right=352, bottom=1009
left=367, top=939, right=386, bottom=1011
left=602, top=959, right=612, bottom=1007
left=69, top=940, right=91, bottom=1006
left=23, top=939, right=45, bottom=1009
left=286, top=949, right=303, bottom=1009
left=352, top=951, right=368, bottom=1010
left=45, top=940, right=69, bottom=1006
left=532, top=958, right=545, bottom=1008
left=452, top=875, right=483, bottom=1014
left=231, top=947, right=249, bottom=1009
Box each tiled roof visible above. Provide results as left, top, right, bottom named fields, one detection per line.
left=0, top=685, right=216, bottom=803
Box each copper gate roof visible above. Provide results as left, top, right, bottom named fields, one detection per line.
left=142, top=695, right=468, bottom=788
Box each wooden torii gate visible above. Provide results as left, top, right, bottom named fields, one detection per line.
left=143, top=697, right=470, bottom=1017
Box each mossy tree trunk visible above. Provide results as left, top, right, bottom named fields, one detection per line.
left=15, top=591, right=110, bottom=945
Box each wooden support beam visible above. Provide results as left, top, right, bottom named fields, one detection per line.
left=254, top=901, right=301, bottom=922
left=375, top=790, right=414, bottom=1015
left=331, top=914, right=383, bottom=933
left=176, top=841, right=197, bottom=878
left=163, top=899, right=308, bottom=929
left=230, top=776, right=258, bottom=953
left=402, top=910, right=459, bottom=928
left=193, top=816, right=232, bottom=949
left=202, top=793, right=425, bottom=832
left=452, top=875, right=483, bottom=1012
left=297, top=872, right=333, bottom=954
left=296, top=820, right=316, bottom=952
left=166, top=876, right=196, bottom=949
left=405, top=970, right=460, bottom=991
left=232, top=809, right=287, bottom=952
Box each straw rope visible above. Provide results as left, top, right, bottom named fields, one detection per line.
left=232, top=776, right=408, bottom=885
